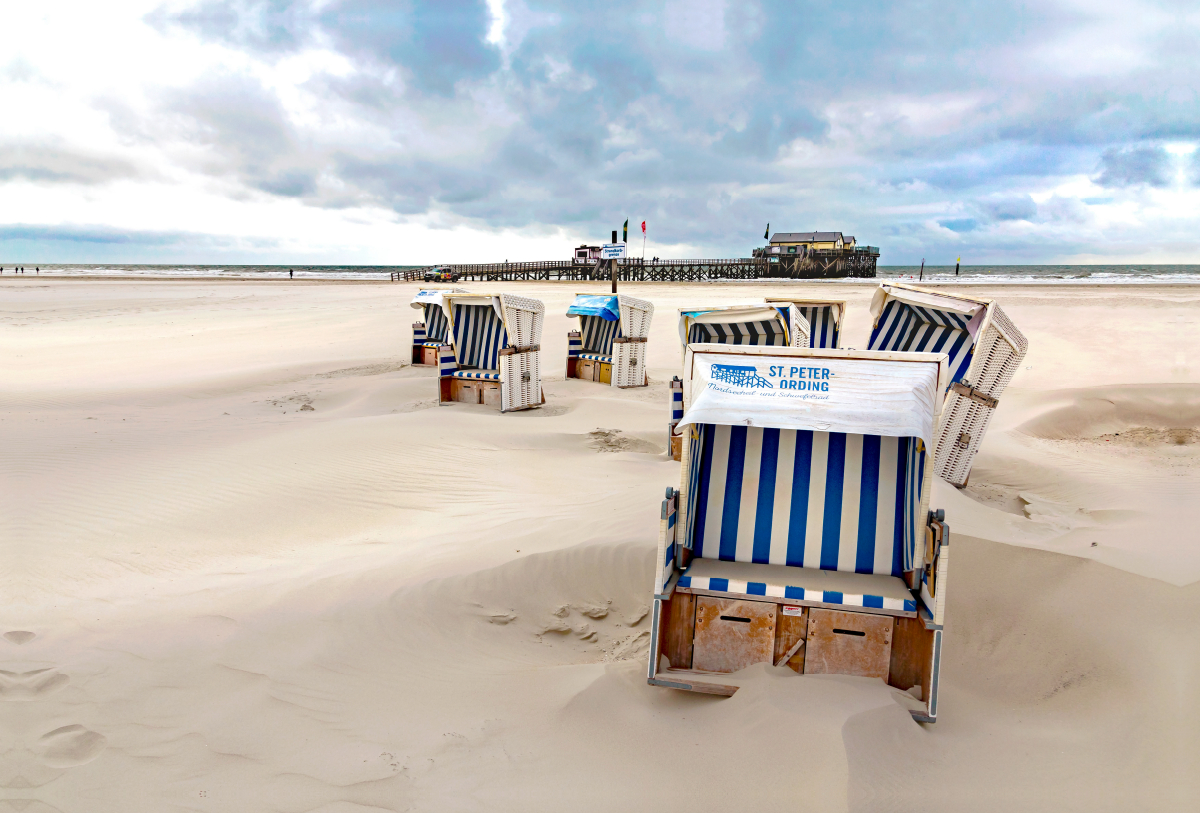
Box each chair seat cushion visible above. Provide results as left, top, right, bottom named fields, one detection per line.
left=420, top=341, right=446, bottom=348
left=678, top=558, right=916, bottom=614
left=452, top=369, right=500, bottom=381
left=578, top=353, right=612, bottom=362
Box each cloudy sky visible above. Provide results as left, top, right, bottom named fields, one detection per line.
left=1, top=0, right=1197, bottom=265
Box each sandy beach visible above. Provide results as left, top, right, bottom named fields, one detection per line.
left=2, top=277, right=1198, bottom=811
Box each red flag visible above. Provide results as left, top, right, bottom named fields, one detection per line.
left=641, top=221, right=646, bottom=234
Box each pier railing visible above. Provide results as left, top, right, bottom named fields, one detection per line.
left=391, top=252, right=877, bottom=282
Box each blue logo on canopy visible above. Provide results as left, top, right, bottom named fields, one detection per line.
left=711, top=364, right=773, bottom=389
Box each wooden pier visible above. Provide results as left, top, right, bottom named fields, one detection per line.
left=391, top=250, right=877, bottom=283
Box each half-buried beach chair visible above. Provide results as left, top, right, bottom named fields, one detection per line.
left=437, top=292, right=545, bottom=412
left=669, top=304, right=808, bottom=459
left=649, top=343, right=951, bottom=723
left=866, top=283, right=1028, bottom=487
left=410, top=289, right=466, bottom=365
left=565, top=294, right=654, bottom=387
left=764, top=297, right=846, bottom=349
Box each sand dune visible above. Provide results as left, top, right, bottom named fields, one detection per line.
left=1, top=278, right=1198, bottom=811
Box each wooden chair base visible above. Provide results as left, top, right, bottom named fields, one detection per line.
left=650, top=592, right=940, bottom=720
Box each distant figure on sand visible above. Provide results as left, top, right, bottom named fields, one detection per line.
left=289, top=269, right=293, bottom=279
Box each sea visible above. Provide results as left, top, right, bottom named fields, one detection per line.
left=2, top=263, right=1199, bottom=284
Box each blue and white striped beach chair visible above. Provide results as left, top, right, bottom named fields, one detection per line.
left=670, top=304, right=809, bottom=459
left=436, top=292, right=545, bottom=412
left=565, top=294, right=654, bottom=388
left=866, top=283, right=1028, bottom=487
left=409, top=288, right=466, bottom=366
left=765, top=297, right=846, bottom=349
left=649, top=344, right=951, bottom=723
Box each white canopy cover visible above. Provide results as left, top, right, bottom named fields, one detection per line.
left=678, top=350, right=942, bottom=445
left=410, top=288, right=469, bottom=311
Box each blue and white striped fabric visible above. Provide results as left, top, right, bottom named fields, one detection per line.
left=452, top=370, right=500, bottom=380
left=685, top=424, right=922, bottom=577
left=452, top=303, right=508, bottom=370
left=677, top=573, right=916, bottom=613
left=424, top=304, right=449, bottom=343
left=797, top=306, right=840, bottom=349
left=438, top=345, right=457, bottom=377
left=868, top=299, right=974, bottom=386
left=581, top=315, right=621, bottom=355
left=578, top=352, right=611, bottom=362
left=670, top=379, right=684, bottom=422
left=421, top=341, right=444, bottom=348
left=688, top=320, right=786, bottom=346
left=567, top=331, right=582, bottom=358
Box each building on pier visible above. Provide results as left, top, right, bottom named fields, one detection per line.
left=572, top=245, right=602, bottom=264
left=752, top=231, right=878, bottom=278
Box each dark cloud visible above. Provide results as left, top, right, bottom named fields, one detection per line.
left=147, top=0, right=310, bottom=53
left=321, top=0, right=499, bottom=96
left=158, top=72, right=320, bottom=198
left=0, top=143, right=140, bottom=185
left=979, top=195, right=1037, bottom=221
left=0, top=223, right=268, bottom=246
left=1094, top=145, right=1171, bottom=188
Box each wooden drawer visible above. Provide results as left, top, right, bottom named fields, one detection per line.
left=692, top=597, right=777, bottom=673
left=450, top=378, right=481, bottom=404
left=598, top=361, right=612, bottom=385
left=577, top=358, right=595, bottom=381
left=804, top=608, right=893, bottom=680
left=420, top=346, right=440, bottom=365
left=481, top=382, right=501, bottom=408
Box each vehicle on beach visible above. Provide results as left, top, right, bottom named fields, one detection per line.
left=649, top=343, right=951, bottom=723
left=423, top=266, right=460, bottom=282
left=435, top=292, right=545, bottom=412
left=564, top=293, right=654, bottom=387
left=867, top=283, right=1028, bottom=487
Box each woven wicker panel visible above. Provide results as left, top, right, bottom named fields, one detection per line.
left=934, top=304, right=1028, bottom=485
left=618, top=294, right=654, bottom=339
left=500, top=349, right=541, bottom=412
left=789, top=308, right=811, bottom=348
left=612, top=341, right=647, bottom=387
left=499, top=294, right=544, bottom=347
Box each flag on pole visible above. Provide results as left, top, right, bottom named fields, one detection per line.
left=764, top=223, right=770, bottom=240
left=641, top=221, right=646, bottom=234
left=623, top=219, right=628, bottom=243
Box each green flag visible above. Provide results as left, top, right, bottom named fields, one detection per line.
left=623, top=219, right=628, bottom=243
left=764, top=223, right=770, bottom=240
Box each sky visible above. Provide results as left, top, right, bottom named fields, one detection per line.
left=0, top=0, right=1198, bottom=265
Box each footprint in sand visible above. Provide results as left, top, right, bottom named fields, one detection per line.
left=4, top=631, right=36, bottom=645
left=33, top=725, right=107, bottom=768
left=0, top=668, right=70, bottom=700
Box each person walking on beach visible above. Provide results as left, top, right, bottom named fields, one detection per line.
left=289, top=269, right=293, bottom=279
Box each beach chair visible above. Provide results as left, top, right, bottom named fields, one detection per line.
left=436, top=293, right=545, bottom=412
left=764, top=297, right=846, bottom=349
left=866, top=283, right=1028, bottom=487
left=409, top=288, right=466, bottom=365
left=669, top=304, right=808, bottom=459
left=565, top=294, right=654, bottom=387
left=649, top=344, right=951, bottom=723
